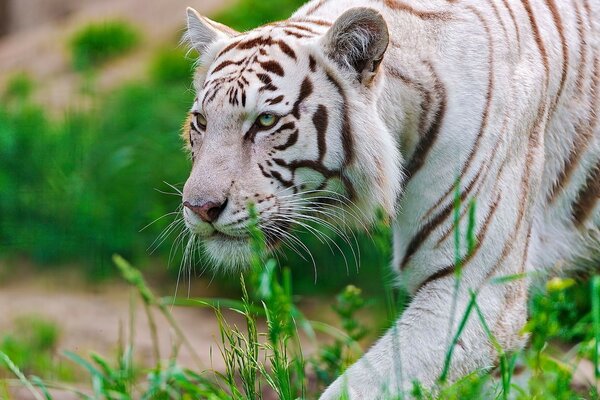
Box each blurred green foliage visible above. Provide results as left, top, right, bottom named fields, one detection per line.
left=0, top=70, right=192, bottom=277
left=0, top=317, right=74, bottom=381
left=3, top=73, right=34, bottom=100
left=70, top=21, right=140, bottom=71
left=215, top=0, right=308, bottom=31
left=150, top=47, right=196, bottom=84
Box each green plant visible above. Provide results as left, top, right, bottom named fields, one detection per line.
left=215, top=0, right=308, bottom=31
left=149, top=47, right=195, bottom=84
left=0, top=317, right=73, bottom=381
left=2, top=73, right=34, bottom=101
left=70, top=20, right=140, bottom=71
left=3, top=224, right=600, bottom=399
left=312, top=285, right=368, bottom=390
left=2, top=0, right=600, bottom=398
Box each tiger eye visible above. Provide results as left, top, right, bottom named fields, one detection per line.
left=257, top=113, right=277, bottom=128
left=195, top=113, right=207, bottom=129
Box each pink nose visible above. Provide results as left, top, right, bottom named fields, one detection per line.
left=183, top=200, right=227, bottom=223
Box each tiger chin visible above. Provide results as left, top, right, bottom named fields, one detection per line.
left=179, top=0, right=600, bottom=399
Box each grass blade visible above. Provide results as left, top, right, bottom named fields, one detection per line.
left=0, top=352, right=46, bottom=400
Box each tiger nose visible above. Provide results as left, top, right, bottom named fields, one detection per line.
left=183, top=199, right=228, bottom=223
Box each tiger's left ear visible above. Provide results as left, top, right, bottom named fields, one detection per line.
left=321, top=7, right=389, bottom=85
left=185, top=7, right=237, bottom=54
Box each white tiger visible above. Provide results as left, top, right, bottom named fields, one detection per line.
left=180, top=0, right=600, bottom=398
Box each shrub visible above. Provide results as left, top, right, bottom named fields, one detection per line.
left=149, top=47, right=195, bottom=84
left=70, top=20, right=140, bottom=71
left=0, top=317, right=73, bottom=381
left=215, top=0, right=309, bottom=31
left=0, top=78, right=192, bottom=276
left=2, top=73, right=34, bottom=101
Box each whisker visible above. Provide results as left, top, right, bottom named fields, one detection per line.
left=148, top=219, right=185, bottom=255
left=261, top=225, right=309, bottom=263
left=271, top=214, right=351, bottom=276
left=154, top=188, right=184, bottom=197
left=173, top=230, right=192, bottom=306
left=169, top=225, right=190, bottom=267
left=163, top=181, right=184, bottom=195
left=282, top=205, right=362, bottom=272
left=262, top=223, right=316, bottom=276
left=140, top=209, right=182, bottom=233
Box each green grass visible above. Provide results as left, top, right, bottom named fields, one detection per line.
left=0, top=317, right=74, bottom=382
left=70, top=20, right=140, bottom=71
left=0, top=206, right=371, bottom=399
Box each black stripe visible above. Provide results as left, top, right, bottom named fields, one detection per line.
left=292, top=78, right=314, bottom=119
left=325, top=72, right=355, bottom=165
left=313, top=105, right=329, bottom=162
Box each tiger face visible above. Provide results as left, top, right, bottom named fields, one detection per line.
left=181, top=7, right=402, bottom=268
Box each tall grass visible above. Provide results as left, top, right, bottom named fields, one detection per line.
left=2, top=205, right=600, bottom=399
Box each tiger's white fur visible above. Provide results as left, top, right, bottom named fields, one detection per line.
left=181, top=0, right=600, bottom=398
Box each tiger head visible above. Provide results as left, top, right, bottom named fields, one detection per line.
left=181, top=7, right=402, bottom=268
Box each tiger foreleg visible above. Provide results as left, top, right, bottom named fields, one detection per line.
left=320, top=277, right=529, bottom=399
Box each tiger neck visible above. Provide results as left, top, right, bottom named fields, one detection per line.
left=378, top=60, right=440, bottom=169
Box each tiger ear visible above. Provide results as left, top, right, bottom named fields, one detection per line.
left=321, top=7, right=389, bottom=84
left=185, top=7, right=236, bottom=54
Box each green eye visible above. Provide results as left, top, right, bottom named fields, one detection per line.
left=195, top=113, right=207, bottom=130
left=257, top=113, right=278, bottom=128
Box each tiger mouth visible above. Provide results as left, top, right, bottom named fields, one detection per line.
left=209, top=231, right=249, bottom=243
left=206, top=221, right=289, bottom=250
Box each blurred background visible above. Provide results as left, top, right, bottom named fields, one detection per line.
left=0, top=0, right=393, bottom=396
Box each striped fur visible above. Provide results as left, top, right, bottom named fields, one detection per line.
left=181, top=0, right=600, bottom=398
